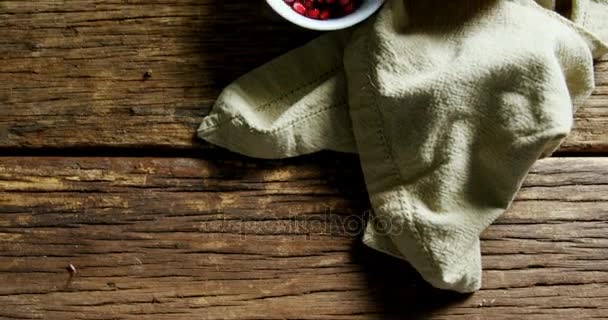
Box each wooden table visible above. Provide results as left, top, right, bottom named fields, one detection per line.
left=1, top=1, right=607, bottom=319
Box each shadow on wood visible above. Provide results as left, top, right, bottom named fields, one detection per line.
left=351, top=242, right=471, bottom=319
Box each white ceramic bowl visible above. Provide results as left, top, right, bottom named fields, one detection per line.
left=266, top=0, right=385, bottom=31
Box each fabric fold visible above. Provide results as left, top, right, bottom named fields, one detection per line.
left=345, top=0, right=596, bottom=292
left=197, top=31, right=357, bottom=158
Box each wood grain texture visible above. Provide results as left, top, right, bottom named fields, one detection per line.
left=0, top=0, right=315, bottom=150
left=1, top=156, right=607, bottom=319
left=0, top=0, right=607, bottom=152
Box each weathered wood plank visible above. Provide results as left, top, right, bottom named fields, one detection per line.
left=0, top=156, right=606, bottom=319
left=0, top=1, right=607, bottom=152
left=0, top=0, right=315, bottom=151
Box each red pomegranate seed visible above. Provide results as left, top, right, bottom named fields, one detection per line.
left=286, top=0, right=359, bottom=19
left=292, top=2, right=306, bottom=15
left=319, top=9, right=331, bottom=19
left=307, top=8, right=320, bottom=18
left=343, top=3, right=354, bottom=13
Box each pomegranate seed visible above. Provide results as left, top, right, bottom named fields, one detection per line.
left=292, top=2, right=307, bottom=15
left=286, top=0, right=360, bottom=20
left=319, top=9, right=331, bottom=19
left=343, top=3, right=354, bottom=13
left=307, top=8, right=320, bottom=18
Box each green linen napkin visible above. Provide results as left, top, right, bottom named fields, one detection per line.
left=198, top=0, right=608, bottom=292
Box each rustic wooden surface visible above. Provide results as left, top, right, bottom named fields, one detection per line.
left=0, top=1, right=607, bottom=319
left=0, top=157, right=607, bottom=319
left=0, top=0, right=607, bottom=152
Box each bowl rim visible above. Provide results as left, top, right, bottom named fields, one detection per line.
left=265, top=0, right=386, bottom=31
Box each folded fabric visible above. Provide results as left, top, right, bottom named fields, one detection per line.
left=198, top=0, right=608, bottom=293
left=198, top=31, right=357, bottom=158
